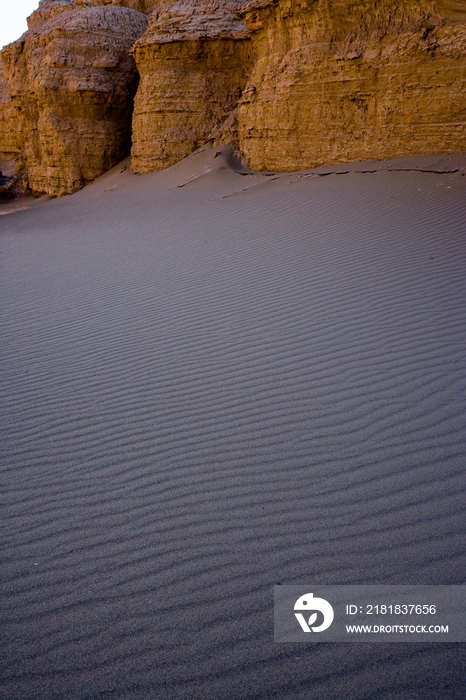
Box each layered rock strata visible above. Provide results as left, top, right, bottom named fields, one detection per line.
left=0, top=58, right=21, bottom=161
left=130, top=0, right=253, bottom=172
left=238, top=0, right=466, bottom=171
left=1, top=0, right=147, bottom=196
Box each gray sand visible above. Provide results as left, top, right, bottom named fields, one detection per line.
left=1, top=146, right=465, bottom=699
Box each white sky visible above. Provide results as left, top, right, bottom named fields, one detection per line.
left=0, top=0, right=40, bottom=50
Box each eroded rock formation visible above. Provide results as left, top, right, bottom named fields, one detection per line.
left=130, top=0, right=253, bottom=172
left=237, top=0, right=466, bottom=171
left=0, top=58, right=21, bottom=161
left=2, top=0, right=465, bottom=195
left=1, top=0, right=147, bottom=196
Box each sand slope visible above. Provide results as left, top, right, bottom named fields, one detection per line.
left=1, top=147, right=466, bottom=699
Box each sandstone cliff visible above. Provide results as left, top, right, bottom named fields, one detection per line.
left=130, top=0, right=253, bottom=173
left=0, top=58, right=21, bottom=161
left=237, top=0, right=466, bottom=171
left=1, top=0, right=147, bottom=196
left=2, top=0, right=465, bottom=196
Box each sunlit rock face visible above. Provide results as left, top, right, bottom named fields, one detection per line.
left=1, top=0, right=147, bottom=196
left=237, top=0, right=466, bottom=171
left=0, top=58, right=21, bottom=162
left=2, top=0, right=465, bottom=194
left=130, top=0, right=253, bottom=173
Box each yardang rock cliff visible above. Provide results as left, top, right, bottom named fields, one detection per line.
left=0, top=58, right=21, bottom=162
left=130, top=0, right=253, bottom=173
left=1, top=0, right=465, bottom=196
left=1, top=0, right=147, bottom=196
left=237, top=0, right=466, bottom=171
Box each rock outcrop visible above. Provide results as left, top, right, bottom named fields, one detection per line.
left=0, top=58, right=21, bottom=161
left=130, top=0, right=253, bottom=173
left=237, top=0, right=466, bottom=171
left=1, top=0, right=147, bottom=196
left=84, top=0, right=162, bottom=13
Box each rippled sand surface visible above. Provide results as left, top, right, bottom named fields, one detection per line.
left=1, top=147, right=466, bottom=699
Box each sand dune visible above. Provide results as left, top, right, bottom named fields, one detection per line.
left=1, top=146, right=466, bottom=699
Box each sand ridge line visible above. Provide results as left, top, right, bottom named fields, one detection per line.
left=174, top=165, right=214, bottom=188
left=300, top=167, right=464, bottom=179
left=0, top=205, right=31, bottom=216
left=94, top=182, right=126, bottom=197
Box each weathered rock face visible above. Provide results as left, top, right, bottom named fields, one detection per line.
left=238, top=0, right=466, bottom=171
left=3, top=0, right=465, bottom=194
left=0, top=58, right=21, bottom=161
left=1, top=0, right=147, bottom=196
left=84, top=0, right=162, bottom=13
left=130, top=0, right=253, bottom=173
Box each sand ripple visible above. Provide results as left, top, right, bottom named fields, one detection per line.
left=1, top=149, right=465, bottom=699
